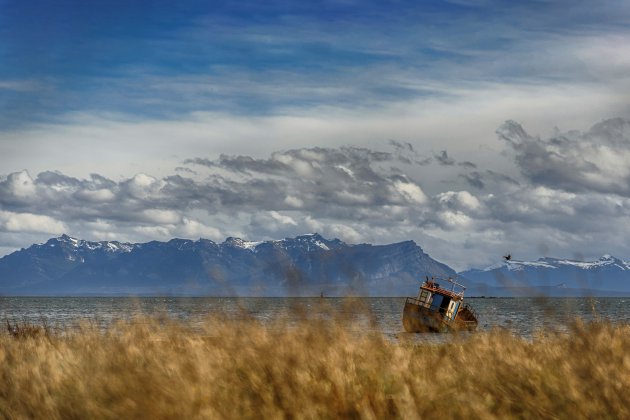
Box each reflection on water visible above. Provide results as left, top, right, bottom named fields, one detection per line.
left=0, top=297, right=628, bottom=341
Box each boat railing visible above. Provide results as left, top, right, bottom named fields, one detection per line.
left=422, top=276, right=466, bottom=298
left=461, top=303, right=479, bottom=321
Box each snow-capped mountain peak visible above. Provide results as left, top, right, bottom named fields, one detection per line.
left=279, top=233, right=337, bottom=252
left=46, top=234, right=136, bottom=254
left=479, top=255, right=630, bottom=272
left=222, top=233, right=338, bottom=253
left=460, top=253, right=630, bottom=296
left=223, top=237, right=263, bottom=251
left=293, top=233, right=331, bottom=250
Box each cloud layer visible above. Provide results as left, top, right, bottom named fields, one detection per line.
left=0, top=145, right=432, bottom=243
left=3, top=117, right=630, bottom=270
left=499, top=118, right=630, bottom=196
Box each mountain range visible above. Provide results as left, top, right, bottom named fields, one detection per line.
left=1, top=234, right=629, bottom=296
left=0, top=234, right=454, bottom=296
left=460, top=255, right=630, bottom=297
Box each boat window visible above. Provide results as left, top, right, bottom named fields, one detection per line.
left=418, top=290, right=431, bottom=303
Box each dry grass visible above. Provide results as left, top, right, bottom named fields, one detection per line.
left=0, top=309, right=629, bottom=419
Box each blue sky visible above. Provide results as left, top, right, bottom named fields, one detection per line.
left=3, top=0, right=628, bottom=124
left=1, top=0, right=630, bottom=269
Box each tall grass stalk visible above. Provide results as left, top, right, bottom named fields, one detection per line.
left=0, top=312, right=628, bottom=419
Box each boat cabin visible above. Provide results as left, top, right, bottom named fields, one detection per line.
left=414, top=277, right=465, bottom=321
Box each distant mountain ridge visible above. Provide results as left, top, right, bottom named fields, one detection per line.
left=0, top=233, right=455, bottom=296
left=4, top=234, right=630, bottom=296
left=459, top=255, right=630, bottom=296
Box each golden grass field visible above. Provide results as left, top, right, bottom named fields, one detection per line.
left=0, top=306, right=629, bottom=419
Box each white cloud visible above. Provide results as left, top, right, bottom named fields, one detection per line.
left=334, top=190, right=371, bottom=205
left=125, top=174, right=164, bottom=199
left=302, top=216, right=363, bottom=244
left=132, top=225, right=172, bottom=238
left=436, top=191, right=481, bottom=211
left=141, top=209, right=181, bottom=224
left=0, top=211, right=67, bottom=234
left=177, top=218, right=222, bottom=240
left=4, top=170, right=36, bottom=199
left=75, top=188, right=116, bottom=202
left=268, top=211, right=297, bottom=226
left=437, top=210, right=472, bottom=228
left=392, top=180, right=427, bottom=204
left=284, top=195, right=304, bottom=208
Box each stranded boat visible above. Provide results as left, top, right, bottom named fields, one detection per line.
left=402, top=276, right=478, bottom=333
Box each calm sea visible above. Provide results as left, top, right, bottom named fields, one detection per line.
left=1, top=297, right=629, bottom=340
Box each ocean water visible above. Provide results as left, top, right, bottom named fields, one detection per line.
left=1, top=297, right=629, bottom=340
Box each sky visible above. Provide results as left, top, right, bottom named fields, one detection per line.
left=1, top=0, right=630, bottom=270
